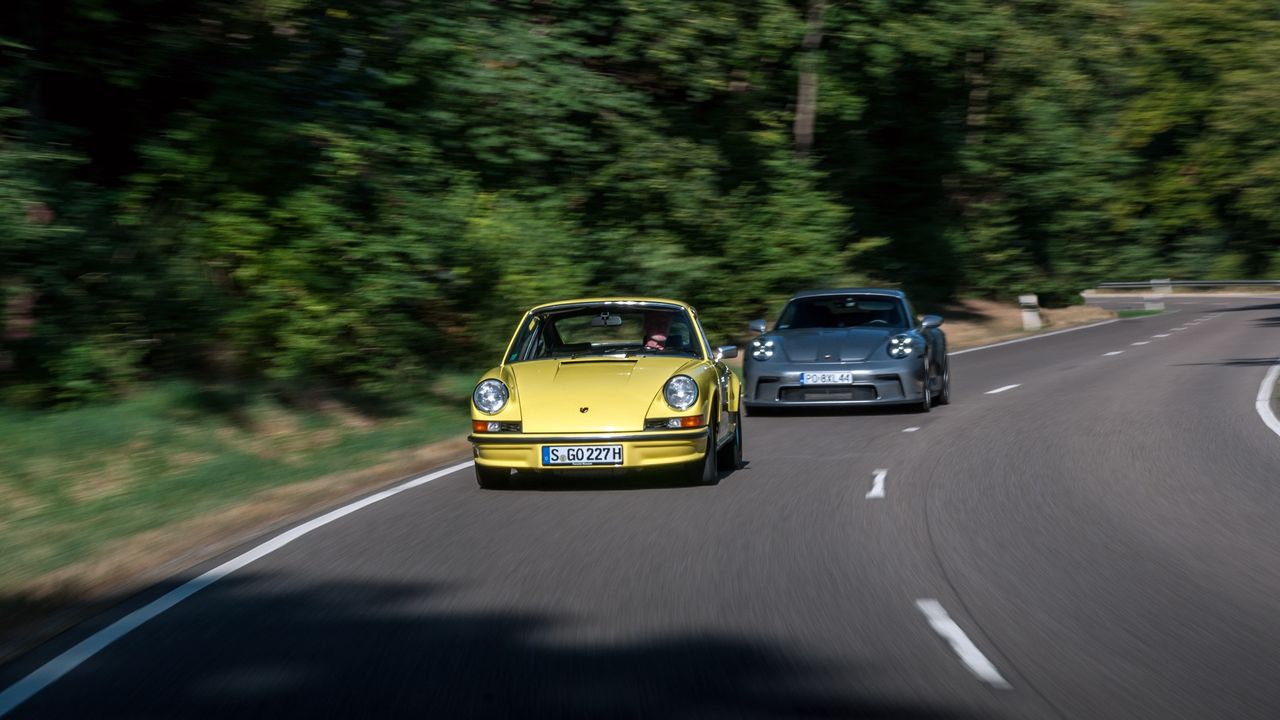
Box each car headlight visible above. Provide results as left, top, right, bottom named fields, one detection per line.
left=663, top=375, right=699, bottom=411
left=888, top=335, right=916, bottom=359
left=751, top=338, right=775, bottom=361
left=472, top=379, right=509, bottom=414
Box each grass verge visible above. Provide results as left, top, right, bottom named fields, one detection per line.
left=1116, top=309, right=1165, bottom=318
left=0, top=379, right=471, bottom=595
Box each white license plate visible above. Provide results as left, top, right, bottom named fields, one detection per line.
left=542, top=444, right=624, bottom=466
left=800, top=371, right=855, bottom=385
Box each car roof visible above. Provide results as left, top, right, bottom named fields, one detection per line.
left=789, top=288, right=907, bottom=300
left=527, top=297, right=696, bottom=313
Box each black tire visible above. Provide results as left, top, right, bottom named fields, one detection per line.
left=688, top=425, right=720, bottom=485
left=717, top=412, right=744, bottom=470
left=475, top=464, right=511, bottom=490
left=917, top=363, right=933, bottom=413
left=934, top=361, right=951, bottom=406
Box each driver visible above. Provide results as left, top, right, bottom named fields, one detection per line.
left=642, top=311, right=672, bottom=351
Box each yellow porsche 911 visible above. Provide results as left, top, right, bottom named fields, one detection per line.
left=468, top=298, right=744, bottom=488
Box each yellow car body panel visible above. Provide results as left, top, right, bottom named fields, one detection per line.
left=470, top=297, right=741, bottom=473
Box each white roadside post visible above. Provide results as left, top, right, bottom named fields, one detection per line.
left=1019, top=294, right=1042, bottom=331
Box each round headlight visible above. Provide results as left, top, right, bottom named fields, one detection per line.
left=751, top=338, right=775, bottom=361
left=473, top=379, right=509, bottom=414
left=663, top=375, right=699, bottom=411
left=887, top=335, right=915, bottom=359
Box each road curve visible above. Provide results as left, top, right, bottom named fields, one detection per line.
left=3, top=296, right=1280, bottom=719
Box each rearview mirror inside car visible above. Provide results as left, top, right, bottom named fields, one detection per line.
left=591, top=313, right=624, bottom=327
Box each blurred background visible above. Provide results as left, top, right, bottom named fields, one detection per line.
left=1, top=0, right=1278, bottom=624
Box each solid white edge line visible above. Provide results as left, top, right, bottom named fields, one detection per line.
left=985, top=384, right=1021, bottom=395
left=866, top=468, right=888, bottom=499
left=948, top=319, right=1120, bottom=356
left=916, top=599, right=1012, bottom=690
left=0, top=460, right=476, bottom=718
left=1254, top=363, right=1280, bottom=439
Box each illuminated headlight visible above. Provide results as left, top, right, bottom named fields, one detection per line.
left=888, top=335, right=915, bottom=359
left=663, top=375, right=699, bottom=411
left=472, top=379, right=509, bottom=414
left=751, top=338, right=775, bottom=361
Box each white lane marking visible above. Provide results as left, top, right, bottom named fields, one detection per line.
left=902, top=426, right=920, bottom=433
left=916, top=599, right=1012, bottom=690
left=1255, top=363, right=1280, bottom=439
left=949, top=319, right=1120, bottom=356
left=985, top=384, right=1021, bottom=395
left=0, top=461, right=476, bottom=717
left=1103, top=351, right=1124, bottom=356
left=1131, top=341, right=1150, bottom=346
left=1171, top=327, right=1187, bottom=331
left=866, top=469, right=888, bottom=499
left=1152, top=334, right=1171, bottom=338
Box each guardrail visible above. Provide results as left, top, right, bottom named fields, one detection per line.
left=1096, top=280, right=1280, bottom=289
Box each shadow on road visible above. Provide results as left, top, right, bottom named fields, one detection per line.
left=1175, top=357, right=1279, bottom=367
left=505, top=463, right=750, bottom=492
left=2, top=575, right=982, bottom=719
left=748, top=404, right=929, bottom=419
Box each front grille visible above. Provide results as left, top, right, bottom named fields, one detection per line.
left=779, top=386, right=877, bottom=402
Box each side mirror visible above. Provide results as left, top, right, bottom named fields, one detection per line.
left=716, top=345, right=739, bottom=360
left=920, top=315, right=944, bottom=330
left=748, top=319, right=767, bottom=334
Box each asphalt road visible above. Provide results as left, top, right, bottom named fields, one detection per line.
left=4, top=296, right=1280, bottom=719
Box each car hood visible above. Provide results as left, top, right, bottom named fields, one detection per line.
left=775, top=327, right=899, bottom=363
left=510, top=356, right=698, bottom=433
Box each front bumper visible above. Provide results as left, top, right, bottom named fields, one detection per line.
left=468, top=429, right=709, bottom=471
left=743, top=358, right=926, bottom=407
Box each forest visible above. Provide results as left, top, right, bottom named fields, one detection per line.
left=3, top=0, right=1278, bottom=404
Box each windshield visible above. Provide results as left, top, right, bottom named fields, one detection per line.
left=506, top=304, right=703, bottom=362
left=776, top=295, right=909, bottom=330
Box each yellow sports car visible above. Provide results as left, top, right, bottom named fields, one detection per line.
left=468, top=298, right=744, bottom=488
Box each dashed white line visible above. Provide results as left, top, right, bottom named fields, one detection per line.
left=866, top=469, right=888, bottom=499
left=1131, top=341, right=1150, bottom=346
left=1172, top=327, right=1187, bottom=331
left=1103, top=351, right=1124, bottom=356
left=916, top=599, right=1012, bottom=690
left=902, top=426, right=920, bottom=433
left=1152, top=334, right=1171, bottom=338
left=985, top=384, right=1021, bottom=395
left=0, top=461, right=476, bottom=718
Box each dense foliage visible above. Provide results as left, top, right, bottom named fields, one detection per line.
left=2, top=0, right=1277, bottom=403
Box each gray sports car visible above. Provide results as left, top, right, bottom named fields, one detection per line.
left=742, top=289, right=950, bottom=413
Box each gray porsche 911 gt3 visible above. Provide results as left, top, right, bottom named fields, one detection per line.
left=742, top=289, right=950, bottom=413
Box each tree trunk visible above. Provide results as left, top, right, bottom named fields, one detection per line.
left=793, top=1, right=827, bottom=155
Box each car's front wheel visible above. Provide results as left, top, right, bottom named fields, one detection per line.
left=475, top=464, right=511, bottom=490
left=933, top=361, right=951, bottom=406
left=686, top=428, right=720, bottom=486
left=717, top=412, right=744, bottom=470
left=917, top=364, right=933, bottom=413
